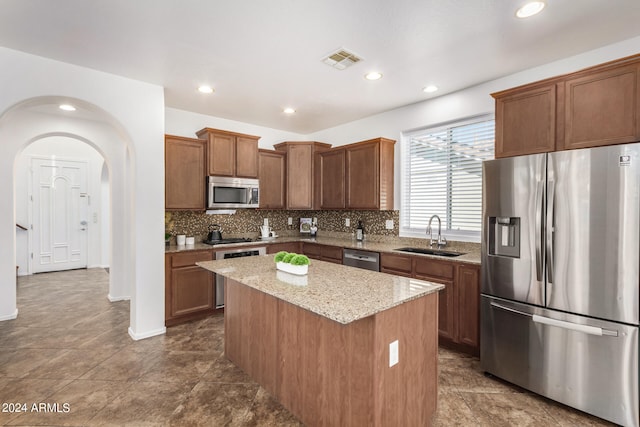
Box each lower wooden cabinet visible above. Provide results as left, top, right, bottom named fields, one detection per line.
left=267, top=242, right=301, bottom=254
left=165, top=250, right=216, bottom=326
left=382, top=252, right=480, bottom=355
left=302, top=243, right=343, bottom=264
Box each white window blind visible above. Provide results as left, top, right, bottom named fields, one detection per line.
left=401, top=116, right=494, bottom=239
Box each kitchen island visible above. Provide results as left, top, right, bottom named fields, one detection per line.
left=197, top=255, right=444, bottom=426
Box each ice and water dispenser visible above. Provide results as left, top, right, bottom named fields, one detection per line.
left=487, top=217, right=520, bottom=258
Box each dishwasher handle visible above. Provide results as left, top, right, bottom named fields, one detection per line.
left=344, top=252, right=378, bottom=263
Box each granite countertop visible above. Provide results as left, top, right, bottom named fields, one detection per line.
left=167, top=235, right=481, bottom=264
left=197, top=256, right=444, bottom=324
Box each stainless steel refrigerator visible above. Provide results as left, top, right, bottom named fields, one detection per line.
left=481, top=143, right=639, bottom=427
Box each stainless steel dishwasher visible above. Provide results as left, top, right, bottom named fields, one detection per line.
left=343, top=248, right=380, bottom=272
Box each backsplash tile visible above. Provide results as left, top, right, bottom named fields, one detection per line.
left=166, top=210, right=400, bottom=242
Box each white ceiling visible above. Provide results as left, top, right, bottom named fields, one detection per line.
left=2, top=0, right=640, bottom=134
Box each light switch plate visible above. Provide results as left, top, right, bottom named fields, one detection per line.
left=288, top=217, right=293, bottom=225
left=389, top=340, right=399, bottom=367
left=345, top=218, right=350, bottom=227
left=385, top=219, right=394, bottom=230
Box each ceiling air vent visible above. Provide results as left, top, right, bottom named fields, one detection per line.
left=322, top=48, right=362, bottom=70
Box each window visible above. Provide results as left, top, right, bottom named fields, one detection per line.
left=401, top=115, right=495, bottom=241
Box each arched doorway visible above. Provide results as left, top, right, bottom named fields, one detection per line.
left=0, top=97, right=137, bottom=326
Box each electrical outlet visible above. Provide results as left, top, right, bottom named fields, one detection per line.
left=288, top=217, right=293, bottom=225
left=389, top=340, right=399, bottom=367
left=93, top=213, right=98, bottom=223
left=345, top=218, right=350, bottom=227
left=385, top=219, right=394, bottom=230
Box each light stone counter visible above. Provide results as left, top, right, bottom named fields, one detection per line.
left=197, top=255, right=444, bottom=324
left=169, top=235, right=481, bottom=264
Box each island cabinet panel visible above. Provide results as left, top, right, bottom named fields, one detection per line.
left=224, top=278, right=278, bottom=392
left=380, top=253, right=412, bottom=277
left=165, top=135, right=206, bottom=210
left=224, top=278, right=438, bottom=427
left=562, top=62, right=640, bottom=150
left=165, top=250, right=215, bottom=326
left=258, top=149, right=286, bottom=209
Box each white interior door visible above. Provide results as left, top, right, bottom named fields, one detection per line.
left=31, top=157, right=88, bottom=273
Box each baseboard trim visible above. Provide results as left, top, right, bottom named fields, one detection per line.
left=128, top=326, right=166, bottom=341
left=107, top=294, right=131, bottom=302
left=0, top=309, right=19, bottom=321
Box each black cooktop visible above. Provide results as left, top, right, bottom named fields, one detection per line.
left=203, top=238, right=254, bottom=246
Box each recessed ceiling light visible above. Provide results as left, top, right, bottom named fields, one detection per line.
left=365, top=71, right=383, bottom=81
left=283, top=107, right=296, bottom=114
left=198, top=85, right=214, bottom=94
left=516, top=1, right=545, bottom=18
left=59, top=104, right=76, bottom=111
left=423, top=85, right=438, bottom=93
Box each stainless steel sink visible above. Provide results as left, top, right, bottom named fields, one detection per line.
left=394, top=247, right=465, bottom=257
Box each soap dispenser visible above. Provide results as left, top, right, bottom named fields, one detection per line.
left=356, top=220, right=364, bottom=241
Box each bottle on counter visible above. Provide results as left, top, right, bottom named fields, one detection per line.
left=310, top=218, right=318, bottom=237
left=356, top=220, right=364, bottom=241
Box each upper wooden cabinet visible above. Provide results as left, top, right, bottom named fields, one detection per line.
left=196, top=127, right=260, bottom=178
left=318, top=149, right=346, bottom=209
left=258, top=149, right=286, bottom=209
left=274, top=141, right=331, bottom=210
left=165, top=135, right=206, bottom=210
left=346, top=138, right=395, bottom=210
left=493, top=54, right=640, bottom=157
left=562, top=62, right=640, bottom=150
left=494, top=83, right=557, bottom=158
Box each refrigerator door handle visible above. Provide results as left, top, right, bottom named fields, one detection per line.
left=532, top=314, right=618, bottom=337
left=535, top=180, right=544, bottom=282
left=546, top=180, right=555, bottom=284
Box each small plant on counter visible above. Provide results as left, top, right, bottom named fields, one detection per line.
left=274, top=251, right=310, bottom=275
left=289, top=254, right=310, bottom=266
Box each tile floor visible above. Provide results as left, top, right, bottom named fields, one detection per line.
left=0, top=268, right=614, bottom=426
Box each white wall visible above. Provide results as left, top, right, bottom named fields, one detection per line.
left=15, top=136, right=108, bottom=274
left=165, top=107, right=305, bottom=148
left=0, top=47, right=166, bottom=340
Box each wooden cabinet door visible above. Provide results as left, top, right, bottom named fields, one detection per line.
left=320, top=245, right=343, bottom=264
left=346, top=141, right=380, bottom=209
left=236, top=136, right=259, bottom=178
left=208, top=133, right=236, bottom=176
left=457, top=264, right=480, bottom=350
left=165, top=135, right=206, bottom=210
left=267, top=242, right=301, bottom=254
left=285, top=144, right=314, bottom=209
left=259, top=150, right=286, bottom=209
left=319, top=149, right=345, bottom=209
left=413, top=258, right=456, bottom=341
left=494, top=83, right=557, bottom=158
left=380, top=253, right=412, bottom=277
left=302, top=242, right=322, bottom=260
left=562, top=63, right=640, bottom=150
left=170, top=265, right=214, bottom=317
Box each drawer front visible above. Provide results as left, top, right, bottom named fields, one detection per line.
left=380, top=254, right=412, bottom=274
left=303, top=243, right=322, bottom=258
left=413, top=258, right=455, bottom=281
left=321, top=245, right=343, bottom=261
left=171, top=250, right=213, bottom=268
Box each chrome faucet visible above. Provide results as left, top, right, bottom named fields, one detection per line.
left=426, top=215, right=447, bottom=248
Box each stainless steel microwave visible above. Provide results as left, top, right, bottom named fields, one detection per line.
left=207, top=176, right=259, bottom=209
